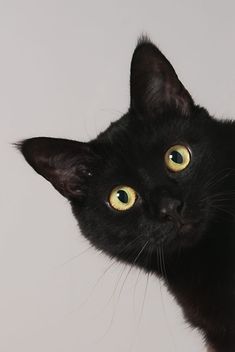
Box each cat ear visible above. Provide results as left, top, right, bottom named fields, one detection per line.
left=130, top=37, right=194, bottom=116
left=18, top=137, right=97, bottom=200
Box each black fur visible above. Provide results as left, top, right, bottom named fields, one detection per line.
left=19, top=38, right=235, bottom=351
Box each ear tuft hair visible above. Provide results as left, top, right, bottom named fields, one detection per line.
left=137, top=34, right=152, bottom=46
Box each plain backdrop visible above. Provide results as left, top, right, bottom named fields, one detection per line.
left=1, top=1, right=235, bottom=351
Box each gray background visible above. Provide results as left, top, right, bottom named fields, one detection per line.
left=1, top=1, right=235, bottom=351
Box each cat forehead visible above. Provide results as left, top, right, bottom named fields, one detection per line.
left=98, top=112, right=200, bottom=150
left=93, top=109, right=214, bottom=182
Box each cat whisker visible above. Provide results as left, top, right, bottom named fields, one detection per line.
left=96, top=263, right=128, bottom=331
left=132, top=268, right=142, bottom=317
left=65, top=257, right=118, bottom=317
left=158, top=245, right=165, bottom=280
left=201, top=191, right=235, bottom=201
left=157, top=246, right=177, bottom=352
left=206, top=190, right=235, bottom=197
left=161, top=245, right=168, bottom=284
left=129, top=273, right=150, bottom=352
left=199, top=193, right=235, bottom=207
left=129, top=242, right=153, bottom=352
left=200, top=191, right=235, bottom=202
left=139, top=272, right=149, bottom=327
left=117, top=240, right=149, bottom=304
left=98, top=240, right=149, bottom=340
left=202, top=168, right=235, bottom=192
left=95, top=264, right=128, bottom=341
left=93, top=234, right=145, bottom=315
left=136, top=244, right=153, bottom=325
left=59, top=245, right=93, bottom=267
left=209, top=204, right=235, bottom=219
left=211, top=198, right=235, bottom=203
left=83, top=235, right=144, bottom=315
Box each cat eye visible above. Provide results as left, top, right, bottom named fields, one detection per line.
left=109, top=186, right=137, bottom=211
left=165, top=145, right=191, bottom=172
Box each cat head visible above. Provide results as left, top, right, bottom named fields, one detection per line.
left=19, top=38, right=230, bottom=272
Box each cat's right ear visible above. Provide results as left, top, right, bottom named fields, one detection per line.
left=130, top=37, right=194, bottom=116
left=18, top=137, right=98, bottom=201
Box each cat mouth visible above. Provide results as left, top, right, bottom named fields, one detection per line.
left=148, top=219, right=201, bottom=247
left=178, top=222, right=195, bottom=234
left=165, top=220, right=200, bottom=245
left=168, top=216, right=200, bottom=236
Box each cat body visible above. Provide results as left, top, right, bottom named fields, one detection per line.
left=19, top=38, right=235, bottom=351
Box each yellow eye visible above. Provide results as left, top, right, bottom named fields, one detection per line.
left=109, top=186, right=137, bottom=211
left=165, top=145, right=191, bottom=172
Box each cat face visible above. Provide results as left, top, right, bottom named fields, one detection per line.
left=74, top=111, right=216, bottom=263
left=19, top=38, right=228, bottom=272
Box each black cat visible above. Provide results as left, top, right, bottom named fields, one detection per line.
left=19, top=37, right=235, bottom=352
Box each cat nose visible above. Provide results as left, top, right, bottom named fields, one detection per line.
left=159, top=197, right=183, bottom=223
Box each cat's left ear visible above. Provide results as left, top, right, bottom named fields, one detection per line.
left=19, top=137, right=98, bottom=200
left=130, top=37, right=194, bottom=116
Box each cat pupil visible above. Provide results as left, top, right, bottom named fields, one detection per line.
left=117, top=190, right=129, bottom=203
left=170, top=151, right=183, bottom=164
